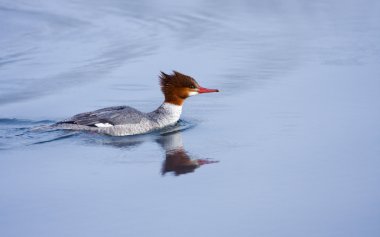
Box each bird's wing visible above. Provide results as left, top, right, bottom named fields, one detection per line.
left=61, top=106, right=144, bottom=126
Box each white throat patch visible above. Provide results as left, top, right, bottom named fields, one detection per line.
left=161, top=103, right=182, bottom=116
left=159, top=103, right=183, bottom=125
left=188, top=91, right=199, bottom=96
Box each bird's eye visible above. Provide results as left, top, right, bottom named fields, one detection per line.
left=189, top=85, right=196, bottom=89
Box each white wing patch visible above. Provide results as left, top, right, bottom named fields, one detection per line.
left=94, top=123, right=113, bottom=128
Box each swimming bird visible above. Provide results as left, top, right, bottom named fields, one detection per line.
left=54, top=71, right=219, bottom=136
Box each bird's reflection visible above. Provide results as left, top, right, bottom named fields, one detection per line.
left=156, top=132, right=218, bottom=176
left=90, top=130, right=218, bottom=176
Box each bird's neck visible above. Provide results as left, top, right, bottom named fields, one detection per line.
left=149, top=102, right=183, bottom=126
left=164, top=92, right=185, bottom=106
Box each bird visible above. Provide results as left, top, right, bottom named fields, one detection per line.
left=54, top=71, right=219, bottom=136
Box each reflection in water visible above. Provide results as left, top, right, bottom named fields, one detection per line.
left=157, top=132, right=218, bottom=176
left=77, top=120, right=218, bottom=176
left=99, top=131, right=218, bottom=176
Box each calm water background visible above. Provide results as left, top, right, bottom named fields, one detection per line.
left=1, top=0, right=380, bottom=236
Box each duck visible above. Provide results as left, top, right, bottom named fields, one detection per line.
left=54, top=71, right=219, bottom=136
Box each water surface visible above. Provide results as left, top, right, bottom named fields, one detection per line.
left=1, top=0, right=380, bottom=236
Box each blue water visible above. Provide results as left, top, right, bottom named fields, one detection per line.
left=1, top=0, right=380, bottom=236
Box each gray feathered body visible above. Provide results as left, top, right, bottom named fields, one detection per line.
left=54, top=103, right=182, bottom=136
